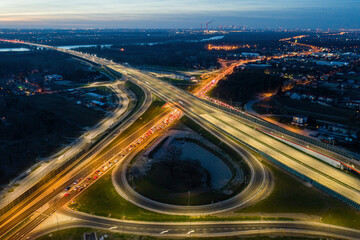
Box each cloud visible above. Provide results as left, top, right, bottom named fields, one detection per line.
left=0, top=0, right=359, bottom=28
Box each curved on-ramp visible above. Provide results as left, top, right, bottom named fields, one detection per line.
left=111, top=118, right=272, bottom=216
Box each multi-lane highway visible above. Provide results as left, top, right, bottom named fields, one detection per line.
left=0, top=72, right=129, bottom=211
left=112, top=116, right=270, bottom=215
left=2, top=104, right=183, bottom=240
left=1, top=39, right=360, bottom=239
left=101, top=60, right=360, bottom=208
left=0, top=75, right=154, bottom=239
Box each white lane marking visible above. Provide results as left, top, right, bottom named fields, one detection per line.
left=160, top=230, right=169, bottom=234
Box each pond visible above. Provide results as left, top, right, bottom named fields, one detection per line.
left=152, top=138, right=232, bottom=190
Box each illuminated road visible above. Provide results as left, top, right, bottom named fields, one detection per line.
left=112, top=116, right=270, bottom=215
left=34, top=38, right=360, bottom=209
left=0, top=79, right=129, bottom=210
left=1, top=39, right=360, bottom=239
left=28, top=208, right=360, bottom=240
left=103, top=54, right=360, bottom=210
left=2, top=104, right=185, bottom=240
left=0, top=80, right=154, bottom=239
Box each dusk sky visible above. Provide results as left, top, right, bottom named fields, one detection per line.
left=1, top=0, right=360, bottom=29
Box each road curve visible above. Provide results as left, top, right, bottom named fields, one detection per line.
left=28, top=208, right=360, bottom=240
left=112, top=117, right=271, bottom=215
left=2, top=40, right=360, bottom=239
left=0, top=78, right=154, bottom=239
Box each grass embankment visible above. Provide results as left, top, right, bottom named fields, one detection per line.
left=125, top=80, right=146, bottom=112
left=132, top=116, right=250, bottom=205
left=237, top=158, right=360, bottom=229
left=70, top=115, right=360, bottom=229
left=97, top=98, right=165, bottom=156
left=97, top=66, right=120, bottom=80
left=37, top=227, right=322, bottom=240
left=70, top=166, right=285, bottom=222
left=69, top=171, right=189, bottom=221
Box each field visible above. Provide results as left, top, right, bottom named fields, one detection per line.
left=69, top=115, right=360, bottom=229
left=97, top=98, right=165, bottom=156
left=272, top=96, right=359, bottom=126
left=0, top=93, right=105, bottom=184
left=237, top=160, right=360, bottom=230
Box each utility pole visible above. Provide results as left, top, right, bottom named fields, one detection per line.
left=188, top=190, right=191, bottom=239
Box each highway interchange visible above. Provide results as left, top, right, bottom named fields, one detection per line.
left=0, top=39, right=360, bottom=239
left=0, top=81, right=130, bottom=210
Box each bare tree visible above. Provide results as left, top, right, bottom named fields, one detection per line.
left=162, top=144, right=182, bottom=175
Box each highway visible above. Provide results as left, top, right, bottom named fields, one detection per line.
left=1, top=39, right=360, bottom=239
left=112, top=115, right=270, bottom=215
left=28, top=208, right=360, bottom=240
left=0, top=75, right=129, bottom=210
left=1, top=103, right=185, bottom=240
left=100, top=60, right=360, bottom=210
left=0, top=78, right=154, bottom=239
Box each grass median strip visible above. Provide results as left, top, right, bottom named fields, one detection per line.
left=67, top=104, right=360, bottom=229
left=211, top=114, right=360, bottom=194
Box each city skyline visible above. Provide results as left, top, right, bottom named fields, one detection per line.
left=0, top=0, right=360, bottom=29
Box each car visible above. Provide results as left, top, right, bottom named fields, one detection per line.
left=93, top=176, right=98, bottom=180
left=64, top=192, right=70, bottom=197
left=95, top=170, right=100, bottom=173
left=86, top=177, right=91, bottom=181
left=65, top=186, right=71, bottom=191
left=73, top=179, right=79, bottom=185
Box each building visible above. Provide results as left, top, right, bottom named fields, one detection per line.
left=241, top=52, right=260, bottom=57
left=84, top=92, right=107, bottom=102
left=292, top=115, right=308, bottom=127
left=315, top=61, right=349, bottom=67
left=346, top=99, right=360, bottom=109
left=91, top=100, right=106, bottom=108
left=289, top=92, right=301, bottom=100
left=318, top=121, right=358, bottom=143
left=44, top=74, right=63, bottom=82
left=246, top=64, right=272, bottom=69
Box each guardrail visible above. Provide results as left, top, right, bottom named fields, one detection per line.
left=0, top=119, right=115, bottom=216
left=191, top=107, right=360, bottom=210
left=262, top=151, right=360, bottom=210
left=202, top=98, right=358, bottom=161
